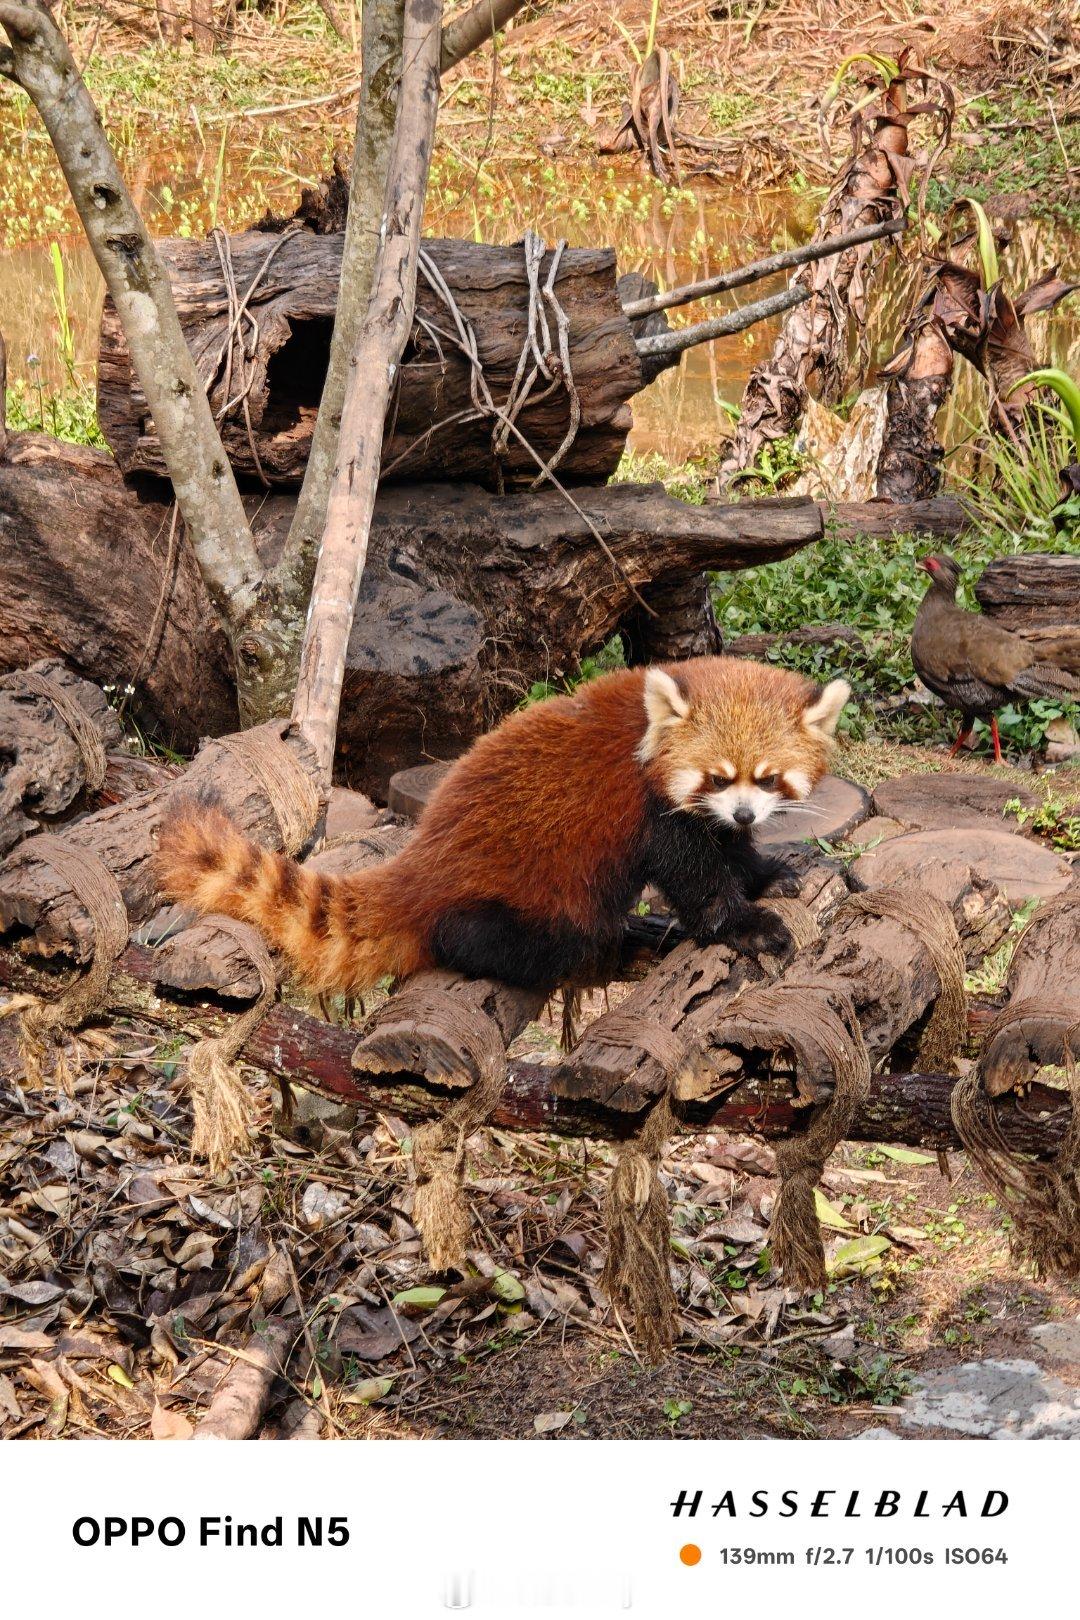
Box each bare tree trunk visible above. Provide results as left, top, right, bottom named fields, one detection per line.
left=245, top=0, right=534, bottom=724
left=244, top=0, right=407, bottom=726
left=291, top=0, right=443, bottom=782
left=0, top=2, right=261, bottom=636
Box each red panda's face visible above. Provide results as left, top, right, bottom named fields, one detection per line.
left=637, top=661, right=850, bottom=830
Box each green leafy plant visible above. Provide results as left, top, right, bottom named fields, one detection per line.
left=1004, top=793, right=1080, bottom=851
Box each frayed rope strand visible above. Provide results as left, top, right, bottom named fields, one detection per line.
left=182, top=919, right=277, bottom=1175
left=410, top=1012, right=509, bottom=1272
left=602, top=1093, right=680, bottom=1362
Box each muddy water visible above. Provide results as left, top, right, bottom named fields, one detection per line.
left=1, top=113, right=1078, bottom=467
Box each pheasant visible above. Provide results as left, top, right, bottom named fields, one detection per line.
left=911, top=553, right=1080, bottom=763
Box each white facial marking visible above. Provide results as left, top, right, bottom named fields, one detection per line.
left=752, top=761, right=774, bottom=782
left=667, top=766, right=705, bottom=807
left=783, top=769, right=812, bottom=799
left=714, top=758, right=737, bottom=782
left=704, top=783, right=781, bottom=829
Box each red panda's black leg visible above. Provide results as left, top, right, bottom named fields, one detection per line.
left=430, top=902, right=601, bottom=991
left=640, top=802, right=793, bottom=956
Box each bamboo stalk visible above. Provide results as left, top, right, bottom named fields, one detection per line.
left=635, top=284, right=810, bottom=361
left=621, top=217, right=906, bottom=319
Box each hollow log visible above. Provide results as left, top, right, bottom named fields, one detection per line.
left=979, top=885, right=1080, bottom=1098
left=0, top=439, right=823, bottom=796
left=554, top=847, right=854, bottom=1113
left=0, top=942, right=1068, bottom=1157
left=676, top=863, right=1011, bottom=1108
left=975, top=553, right=1080, bottom=632
left=98, top=234, right=651, bottom=490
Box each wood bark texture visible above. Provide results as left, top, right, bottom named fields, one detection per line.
left=0, top=943, right=1070, bottom=1158
left=97, top=234, right=645, bottom=491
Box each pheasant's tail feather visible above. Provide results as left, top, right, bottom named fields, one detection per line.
left=1011, top=662, right=1080, bottom=704
left=1022, top=626, right=1080, bottom=680
left=155, top=802, right=425, bottom=993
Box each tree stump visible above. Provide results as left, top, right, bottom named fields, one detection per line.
left=853, top=828, right=1073, bottom=908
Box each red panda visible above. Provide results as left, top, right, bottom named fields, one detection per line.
left=156, top=658, right=849, bottom=994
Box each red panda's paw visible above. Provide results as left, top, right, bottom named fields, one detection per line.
left=722, top=903, right=794, bottom=960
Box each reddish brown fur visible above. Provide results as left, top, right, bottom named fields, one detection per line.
left=156, top=659, right=840, bottom=994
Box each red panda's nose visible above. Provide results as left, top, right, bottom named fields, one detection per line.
left=733, top=807, right=755, bottom=827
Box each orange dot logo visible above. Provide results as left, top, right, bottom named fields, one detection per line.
left=679, top=1544, right=702, bottom=1567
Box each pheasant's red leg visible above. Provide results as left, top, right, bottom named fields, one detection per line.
left=990, top=714, right=1003, bottom=764
left=949, top=723, right=972, bottom=758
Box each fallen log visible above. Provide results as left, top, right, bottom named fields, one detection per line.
left=98, top=234, right=653, bottom=490
left=0, top=439, right=823, bottom=794
left=979, top=885, right=1080, bottom=1098
left=0, top=661, right=122, bottom=854
left=675, top=863, right=1011, bottom=1110
left=0, top=942, right=1067, bottom=1156
left=705, top=490, right=970, bottom=540
left=0, top=435, right=236, bottom=751
left=975, top=553, right=1080, bottom=632
left=554, top=847, right=853, bottom=1113
left=0, top=723, right=320, bottom=961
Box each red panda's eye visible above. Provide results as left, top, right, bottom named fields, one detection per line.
left=710, top=772, right=729, bottom=789
left=758, top=774, right=778, bottom=791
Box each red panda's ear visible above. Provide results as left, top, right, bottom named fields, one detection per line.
left=639, top=668, right=690, bottom=760
left=803, top=678, right=850, bottom=740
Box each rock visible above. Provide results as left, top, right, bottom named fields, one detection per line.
left=324, top=787, right=379, bottom=843
left=1044, top=717, right=1080, bottom=764
left=901, top=1358, right=1080, bottom=1438
left=1029, top=1318, right=1080, bottom=1365
left=299, top=1181, right=349, bottom=1232
left=387, top=760, right=453, bottom=820
left=756, top=775, right=870, bottom=845
left=872, top=772, right=1038, bottom=833
left=853, top=828, right=1073, bottom=906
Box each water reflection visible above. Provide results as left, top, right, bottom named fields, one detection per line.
left=0, top=117, right=1076, bottom=468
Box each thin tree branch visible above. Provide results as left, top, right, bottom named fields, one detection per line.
left=635, top=283, right=811, bottom=361
left=290, top=0, right=443, bottom=780
left=0, top=1, right=262, bottom=627
left=440, top=0, right=531, bottom=71
left=621, top=218, right=906, bottom=320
